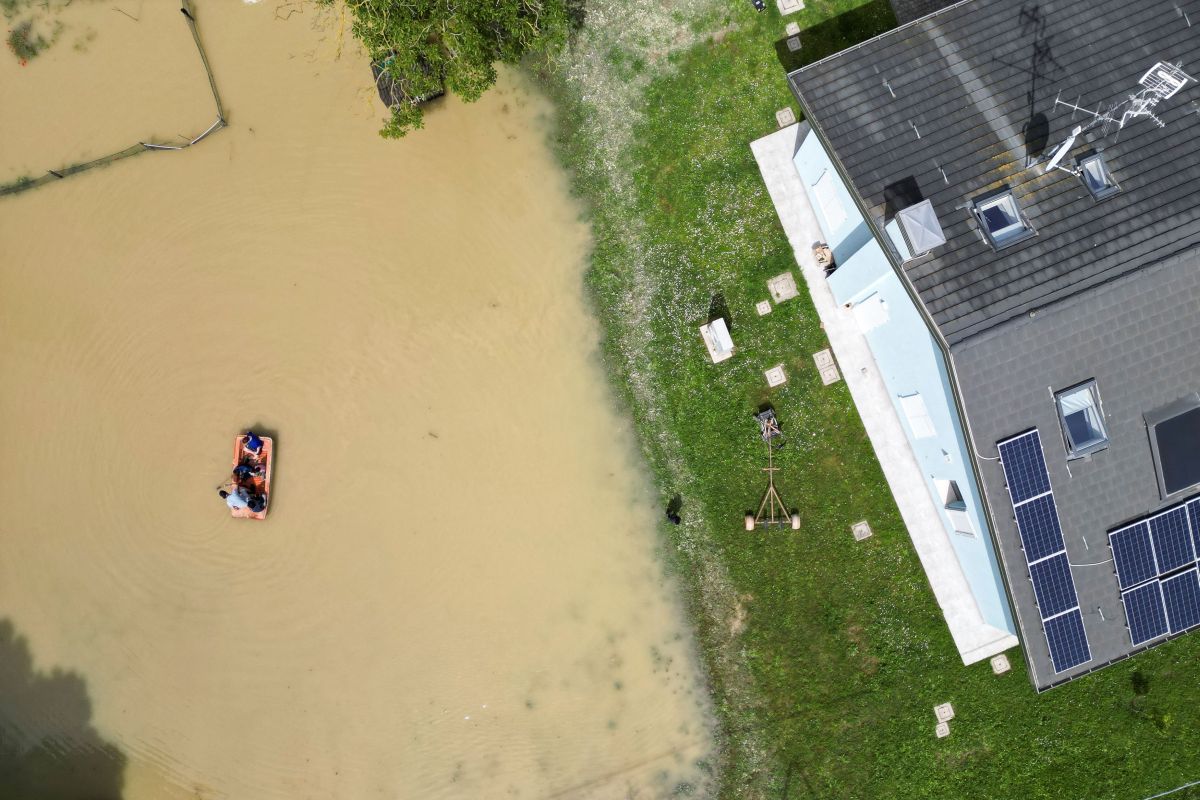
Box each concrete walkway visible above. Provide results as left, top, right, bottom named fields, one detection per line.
left=751, top=124, right=1018, bottom=665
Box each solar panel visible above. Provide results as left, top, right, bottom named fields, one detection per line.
left=1045, top=609, right=1092, bottom=673
left=1110, top=522, right=1158, bottom=589
left=1188, top=498, right=1200, bottom=560
left=1149, top=506, right=1194, bottom=574
left=1029, top=554, right=1079, bottom=619
left=997, top=429, right=1093, bottom=675
left=998, top=431, right=1052, bottom=504
left=1161, top=569, right=1200, bottom=633
left=1014, top=494, right=1066, bottom=563
left=1122, top=582, right=1169, bottom=645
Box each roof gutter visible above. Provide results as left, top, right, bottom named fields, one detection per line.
left=787, top=68, right=1031, bottom=683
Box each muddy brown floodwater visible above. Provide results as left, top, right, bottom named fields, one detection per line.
left=0, top=3, right=714, bottom=798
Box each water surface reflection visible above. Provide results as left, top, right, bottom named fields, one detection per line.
left=0, top=620, right=126, bottom=799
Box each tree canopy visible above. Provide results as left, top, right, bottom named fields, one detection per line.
left=331, top=0, right=572, bottom=138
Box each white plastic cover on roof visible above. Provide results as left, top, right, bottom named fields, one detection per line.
left=897, top=199, right=947, bottom=254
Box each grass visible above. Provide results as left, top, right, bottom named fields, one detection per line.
left=3, top=1, right=71, bottom=63
left=538, top=1, right=1200, bottom=798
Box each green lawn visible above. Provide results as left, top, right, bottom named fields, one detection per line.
left=541, top=1, right=1200, bottom=798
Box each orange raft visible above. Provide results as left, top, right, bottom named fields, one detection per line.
left=230, top=434, right=273, bottom=520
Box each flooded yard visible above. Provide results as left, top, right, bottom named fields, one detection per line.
left=0, top=3, right=712, bottom=798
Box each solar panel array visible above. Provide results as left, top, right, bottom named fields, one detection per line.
left=998, top=430, right=1092, bottom=674
left=1110, top=496, right=1200, bottom=646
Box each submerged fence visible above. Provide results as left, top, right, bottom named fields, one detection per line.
left=0, top=0, right=226, bottom=198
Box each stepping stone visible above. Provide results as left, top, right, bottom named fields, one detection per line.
left=776, top=0, right=805, bottom=14
left=851, top=520, right=872, bottom=541
left=767, top=271, right=800, bottom=303
left=756, top=300, right=772, bottom=316
left=785, top=21, right=801, bottom=35
left=813, top=348, right=840, bottom=385
left=991, top=653, right=1011, bottom=675
left=934, top=702, right=955, bottom=722
left=776, top=107, right=797, bottom=128
left=786, top=36, right=802, bottom=52
left=935, top=721, right=950, bottom=738
left=765, top=364, right=787, bottom=387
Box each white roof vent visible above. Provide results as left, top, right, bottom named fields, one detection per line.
left=897, top=199, right=947, bottom=255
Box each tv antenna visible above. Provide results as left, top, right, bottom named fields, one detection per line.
left=1043, top=61, right=1193, bottom=170
left=1042, top=125, right=1083, bottom=174
left=1052, top=61, right=1193, bottom=134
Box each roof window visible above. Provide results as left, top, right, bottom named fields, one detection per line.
left=973, top=191, right=1034, bottom=249
left=1079, top=153, right=1120, bottom=200
left=1055, top=380, right=1108, bottom=458
left=934, top=479, right=975, bottom=536
left=1145, top=395, right=1200, bottom=498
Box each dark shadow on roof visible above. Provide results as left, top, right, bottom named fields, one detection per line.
left=883, top=175, right=924, bottom=220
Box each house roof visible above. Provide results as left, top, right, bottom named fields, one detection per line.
left=788, top=0, right=1200, bottom=345
left=952, top=250, right=1200, bottom=687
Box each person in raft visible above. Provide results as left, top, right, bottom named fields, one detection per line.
left=232, top=462, right=265, bottom=480
left=243, top=430, right=264, bottom=455
left=247, top=494, right=267, bottom=514
left=219, top=486, right=250, bottom=511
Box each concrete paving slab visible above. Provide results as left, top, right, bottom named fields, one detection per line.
left=814, top=349, right=841, bottom=385
left=767, top=271, right=800, bottom=302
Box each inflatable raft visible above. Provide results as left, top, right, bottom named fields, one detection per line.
left=230, top=434, right=273, bottom=520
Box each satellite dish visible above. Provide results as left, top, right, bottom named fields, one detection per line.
left=1044, top=126, right=1083, bottom=174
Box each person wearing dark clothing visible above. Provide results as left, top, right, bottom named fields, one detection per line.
left=666, top=493, right=683, bottom=525
left=244, top=431, right=264, bottom=454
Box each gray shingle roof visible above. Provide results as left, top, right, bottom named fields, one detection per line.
left=953, top=250, right=1200, bottom=688
left=789, top=0, right=1200, bottom=345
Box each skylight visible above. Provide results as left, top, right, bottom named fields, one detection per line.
left=897, top=199, right=947, bottom=255
left=1055, top=380, right=1108, bottom=458
left=1079, top=154, right=1120, bottom=200
left=973, top=191, right=1034, bottom=249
